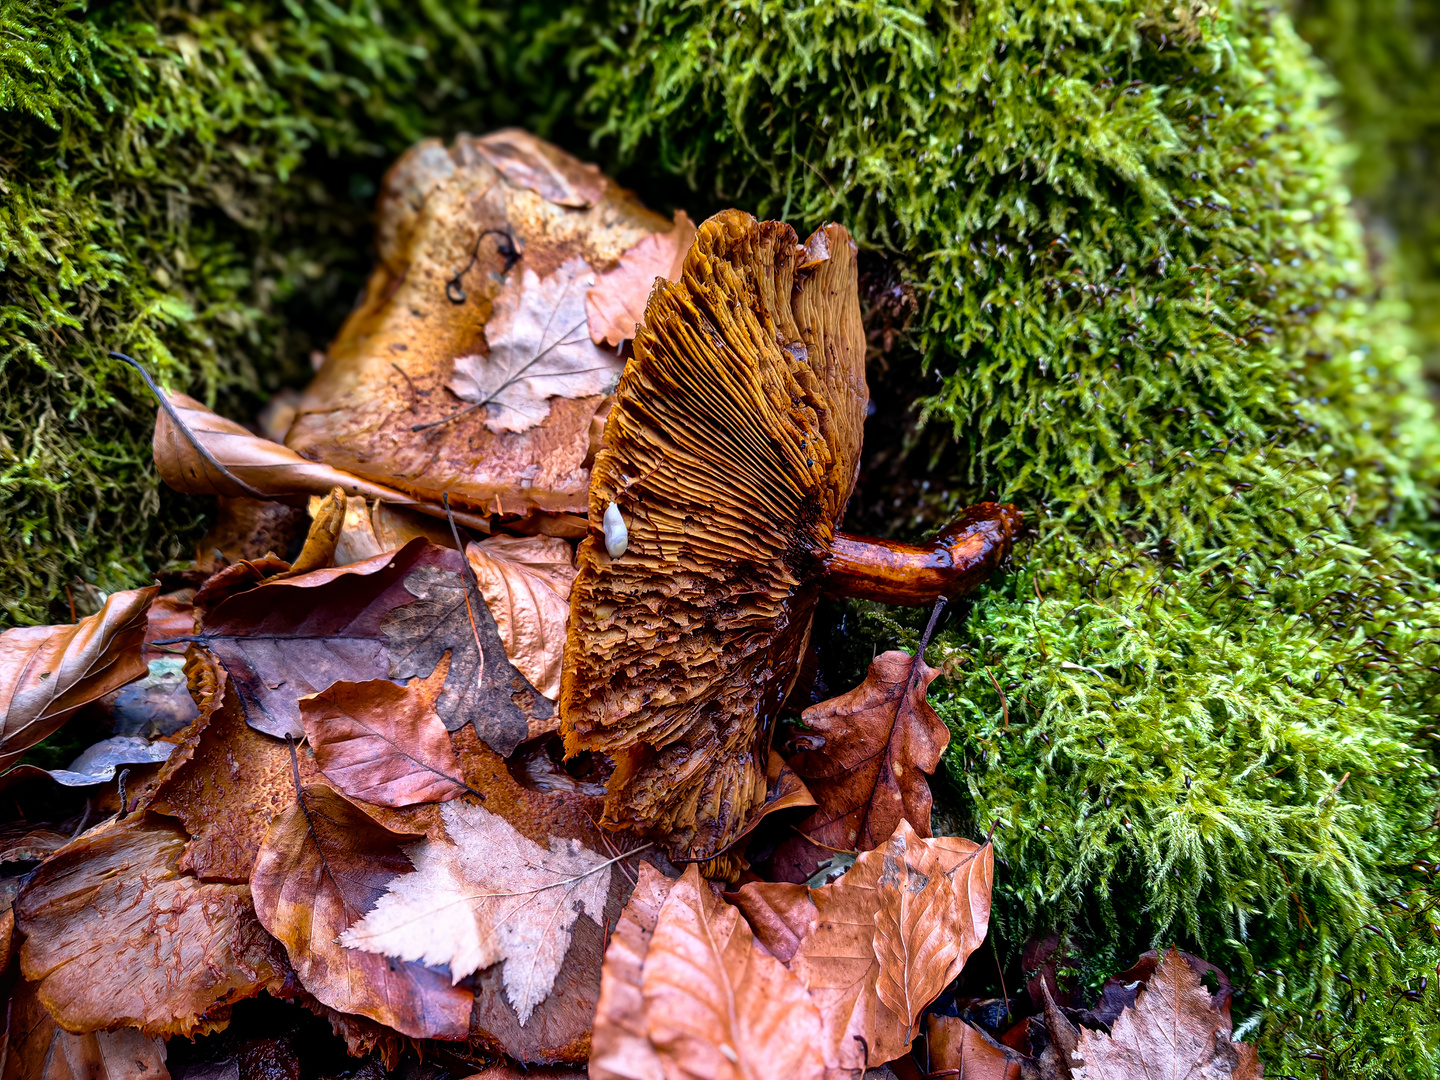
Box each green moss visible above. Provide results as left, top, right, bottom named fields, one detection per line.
left=585, top=1, right=1440, bottom=1073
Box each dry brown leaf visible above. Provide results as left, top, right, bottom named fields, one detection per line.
left=195, top=496, right=308, bottom=574
left=301, top=663, right=469, bottom=807
left=1072, top=949, right=1264, bottom=1080
left=471, top=129, right=607, bottom=208
left=249, top=783, right=473, bottom=1040
left=925, top=1016, right=1023, bottom=1080
left=641, top=866, right=825, bottom=1080
left=590, top=862, right=674, bottom=1080
left=152, top=392, right=491, bottom=531
left=341, top=798, right=617, bottom=1025
left=0, top=586, right=156, bottom=772
left=334, top=496, right=386, bottom=566
left=371, top=501, right=463, bottom=551
left=466, top=536, right=576, bottom=701
left=15, top=815, right=284, bottom=1038
left=1, top=978, right=169, bottom=1080
left=291, top=487, right=347, bottom=573
left=586, top=212, right=697, bottom=347
left=772, top=651, right=948, bottom=883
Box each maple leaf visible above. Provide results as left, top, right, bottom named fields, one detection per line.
left=340, top=799, right=616, bottom=1025
left=0, top=586, right=156, bottom=772
left=1072, top=948, right=1263, bottom=1080
left=250, top=782, right=473, bottom=1041
left=771, top=650, right=949, bottom=882
left=467, top=535, right=576, bottom=702
left=586, top=212, right=697, bottom=347
left=381, top=557, right=554, bottom=755
left=2, top=978, right=168, bottom=1080
left=301, top=663, right=470, bottom=808
left=15, top=814, right=285, bottom=1038
left=449, top=257, right=624, bottom=434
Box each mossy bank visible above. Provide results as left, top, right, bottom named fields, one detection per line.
left=4, top=1, right=1439, bottom=1075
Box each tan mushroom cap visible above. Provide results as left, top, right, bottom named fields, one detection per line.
left=560, top=209, right=867, bottom=859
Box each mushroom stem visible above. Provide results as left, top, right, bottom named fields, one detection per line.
left=822, top=502, right=1023, bottom=605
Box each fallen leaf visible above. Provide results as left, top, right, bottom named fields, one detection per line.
left=1, top=978, right=169, bottom=1080
left=381, top=555, right=554, bottom=754
left=195, top=496, right=308, bottom=574
left=189, top=540, right=433, bottom=738
left=15, top=815, right=284, bottom=1038
left=590, top=862, right=674, bottom=1080
left=472, top=129, right=607, bottom=208
left=449, top=257, right=624, bottom=434
left=371, top=502, right=463, bottom=551
left=586, top=212, right=697, bottom=347
left=334, top=495, right=386, bottom=566
left=0, top=824, right=69, bottom=864
left=925, top=1016, right=1023, bottom=1080
left=1072, top=948, right=1263, bottom=1080
left=341, top=799, right=616, bottom=1025
left=291, top=487, right=347, bottom=574
left=103, top=655, right=198, bottom=737
left=301, top=663, right=470, bottom=808
left=193, top=556, right=296, bottom=616
left=772, top=651, right=949, bottom=882
left=249, top=783, right=473, bottom=1040
left=36, top=734, right=174, bottom=786
left=0, top=587, right=157, bottom=772
left=641, top=866, right=825, bottom=1080
left=152, top=391, right=491, bottom=531
left=467, top=536, right=576, bottom=701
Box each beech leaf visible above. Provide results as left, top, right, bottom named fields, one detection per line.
left=2, top=979, right=169, bottom=1080
left=773, top=650, right=948, bottom=882
left=15, top=815, right=284, bottom=1038
left=341, top=799, right=615, bottom=1025
left=466, top=535, right=576, bottom=702
left=471, top=128, right=607, bottom=208
left=301, top=663, right=469, bottom=808
left=586, top=212, right=697, bottom=347
left=449, top=257, right=624, bottom=434
left=1073, top=948, right=1264, bottom=1080
left=590, top=862, right=673, bottom=1080
left=36, top=734, right=174, bottom=787
left=925, top=1015, right=1024, bottom=1080
left=249, top=783, right=473, bottom=1040
left=0, top=586, right=156, bottom=772
left=380, top=557, right=554, bottom=755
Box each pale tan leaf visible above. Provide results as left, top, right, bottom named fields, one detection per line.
left=341, top=799, right=614, bottom=1025
left=0, top=586, right=156, bottom=772
left=640, top=866, right=824, bottom=1080
left=472, top=129, right=606, bottom=208
left=586, top=212, right=697, bottom=346
left=590, top=862, right=675, bottom=1080
left=449, top=257, right=624, bottom=434
left=466, top=536, right=575, bottom=702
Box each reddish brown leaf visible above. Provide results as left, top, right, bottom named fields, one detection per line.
left=1, top=978, right=169, bottom=1080
left=15, top=815, right=284, bottom=1038
left=642, top=866, right=824, bottom=1080
left=0, top=587, right=157, bottom=771
left=726, top=880, right=814, bottom=965
left=590, top=862, right=674, bottom=1080
left=773, top=650, right=948, bottom=882
left=249, top=782, right=473, bottom=1040
left=586, top=212, right=697, bottom=347
left=925, top=1016, right=1023, bottom=1080
left=301, top=664, right=468, bottom=807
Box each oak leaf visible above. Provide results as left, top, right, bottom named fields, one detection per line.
left=1072, top=949, right=1263, bottom=1080
left=466, top=535, right=576, bottom=702
left=301, top=663, right=469, bottom=808
left=0, top=586, right=157, bottom=772
left=1, top=978, right=169, bottom=1080
left=341, top=799, right=615, bottom=1025
left=641, top=866, right=825, bottom=1080
left=380, top=556, right=554, bottom=755
left=249, top=783, right=473, bottom=1040
left=449, top=257, right=624, bottom=434
left=15, top=815, right=284, bottom=1038
left=772, top=650, right=949, bottom=882
left=586, top=212, right=697, bottom=347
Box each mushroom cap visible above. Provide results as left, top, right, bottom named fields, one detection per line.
left=559, top=209, right=867, bottom=858
left=283, top=130, right=680, bottom=520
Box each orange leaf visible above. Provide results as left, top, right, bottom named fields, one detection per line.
left=1, top=978, right=169, bottom=1080
left=925, top=1015, right=1023, bottom=1080
left=591, top=862, right=673, bottom=1080
left=586, top=212, right=697, bottom=347
left=0, top=586, right=156, bottom=772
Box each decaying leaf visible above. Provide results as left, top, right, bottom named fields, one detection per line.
left=15, top=815, right=284, bottom=1038
left=1072, top=949, right=1263, bottom=1080
left=342, top=799, right=615, bottom=1025
left=291, top=487, right=347, bottom=574
left=195, top=495, right=307, bottom=575
left=0, top=586, right=157, bottom=771
left=772, top=650, right=948, bottom=883
left=467, top=536, right=576, bottom=701
left=104, top=654, right=197, bottom=737
left=301, top=663, right=469, bottom=808
left=284, top=132, right=675, bottom=518
left=586, top=212, right=697, bottom=347
left=925, top=1015, right=1023, bottom=1080
left=1, top=978, right=169, bottom=1080
left=249, top=783, right=473, bottom=1041
left=450, top=257, right=624, bottom=435
left=561, top=211, right=867, bottom=860
left=189, top=541, right=432, bottom=738
left=590, top=862, right=673, bottom=1080
left=34, top=734, right=174, bottom=787
left=381, top=557, right=554, bottom=755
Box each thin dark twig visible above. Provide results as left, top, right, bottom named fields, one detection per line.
left=70, top=798, right=94, bottom=838
left=447, top=227, right=519, bottom=304
left=111, top=351, right=270, bottom=500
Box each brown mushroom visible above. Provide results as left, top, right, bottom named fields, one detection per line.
left=560, top=210, right=1021, bottom=859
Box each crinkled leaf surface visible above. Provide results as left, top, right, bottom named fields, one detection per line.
left=466, top=535, right=575, bottom=702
